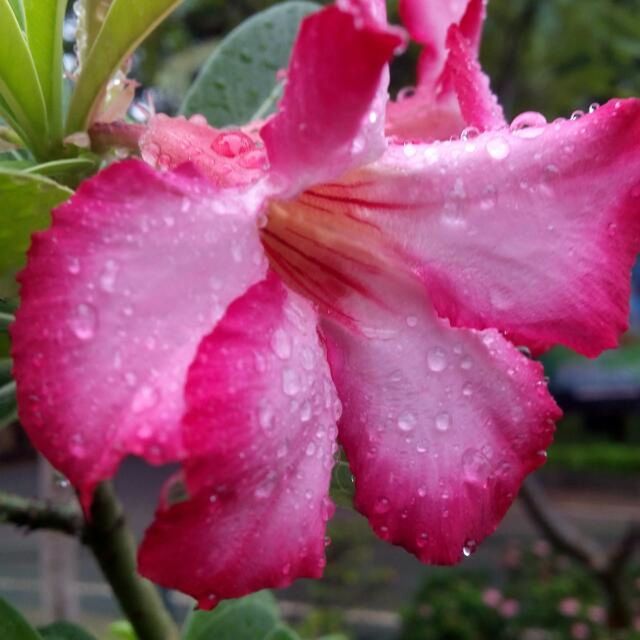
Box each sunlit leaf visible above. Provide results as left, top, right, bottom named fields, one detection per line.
left=0, top=169, right=72, bottom=272
left=0, top=0, right=49, bottom=158
left=180, top=1, right=321, bottom=127
left=66, top=0, right=183, bottom=134
left=7, top=0, right=25, bottom=29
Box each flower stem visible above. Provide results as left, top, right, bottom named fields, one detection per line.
left=0, top=490, right=83, bottom=535
left=84, top=483, right=179, bottom=640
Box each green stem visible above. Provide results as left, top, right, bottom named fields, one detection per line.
left=0, top=490, right=83, bottom=535
left=85, top=483, right=179, bottom=640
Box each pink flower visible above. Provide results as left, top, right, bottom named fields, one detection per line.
left=11, top=0, right=640, bottom=608
left=559, top=598, right=581, bottom=617
left=499, top=598, right=520, bottom=619
left=571, top=622, right=591, bottom=640
left=482, top=588, right=503, bottom=608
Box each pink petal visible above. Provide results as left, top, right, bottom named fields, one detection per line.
left=11, top=160, right=267, bottom=504
left=320, top=274, right=559, bottom=564
left=139, top=273, right=340, bottom=607
left=400, top=0, right=484, bottom=90
left=261, top=5, right=402, bottom=195
left=304, top=99, right=640, bottom=356
left=337, top=0, right=388, bottom=25
left=388, top=0, right=503, bottom=142
left=140, top=114, right=268, bottom=187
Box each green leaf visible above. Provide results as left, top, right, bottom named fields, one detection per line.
left=38, top=622, right=97, bottom=640
left=26, top=156, right=99, bottom=187
left=265, top=627, right=301, bottom=640
left=0, top=169, right=72, bottom=272
left=180, top=1, right=321, bottom=127
left=107, top=621, right=136, bottom=640
left=0, top=0, right=49, bottom=158
left=0, top=597, right=42, bottom=640
left=66, top=0, right=183, bottom=134
left=23, top=0, right=67, bottom=142
left=75, top=1, right=114, bottom=68
left=183, top=592, right=285, bottom=640
left=7, top=0, right=25, bottom=30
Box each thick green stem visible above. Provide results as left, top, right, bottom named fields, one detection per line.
left=85, top=483, right=179, bottom=640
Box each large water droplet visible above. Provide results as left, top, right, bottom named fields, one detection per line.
left=211, top=131, right=253, bottom=158
left=69, top=303, right=97, bottom=340
left=510, top=111, right=547, bottom=138
left=486, top=137, right=510, bottom=160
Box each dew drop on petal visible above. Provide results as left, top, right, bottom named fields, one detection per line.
left=486, top=137, right=510, bottom=160
left=374, top=496, right=390, bottom=514
left=435, top=412, right=452, bottom=432
left=69, top=303, right=97, bottom=340
left=282, top=368, right=300, bottom=396
left=397, top=412, right=417, bottom=432
left=427, top=347, right=447, bottom=372
left=211, top=131, right=253, bottom=158
left=271, top=328, right=292, bottom=359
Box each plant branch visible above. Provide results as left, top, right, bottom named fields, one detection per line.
left=0, top=490, right=83, bottom=536
left=84, top=483, right=179, bottom=640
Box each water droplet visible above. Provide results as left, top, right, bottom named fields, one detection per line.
left=427, top=347, right=447, bottom=372
left=403, top=143, right=417, bottom=158
left=588, top=102, right=600, bottom=114
left=211, top=131, right=253, bottom=158
left=300, top=401, right=312, bottom=423
left=435, top=412, right=452, bottom=432
left=462, top=539, right=477, bottom=557
left=67, top=257, right=80, bottom=275
left=510, top=111, right=547, bottom=138
left=374, top=496, right=390, bottom=514
left=397, top=412, right=417, bottom=432
left=271, top=329, right=292, bottom=359
left=282, top=368, right=301, bottom=396
left=259, top=405, right=274, bottom=430
left=305, top=442, right=317, bottom=457
left=368, top=110, right=379, bottom=124
left=460, top=356, right=473, bottom=370
left=99, top=259, right=118, bottom=293
left=131, top=385, right=159, bottom=413
left=55, top=476, right=71, bottom=489
left=416, top=532, right=429, bottom=548
left=486, top=137, right=510, bottom=160
left=406, top=315, right=418, bottom=328
left=462, top=448, right=490, bottom=483
left=417, top=486, right=427, bottom=498
left=461, top=126, right=480, bottom=141
left=570, top=110, right=585, bottom=121
left=69, top=303, right=97, bottom=340
left=462, top=383, right=473, bottom=397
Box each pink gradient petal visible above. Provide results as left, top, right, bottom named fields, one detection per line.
left=337, top=0, right=387, bottom=25
left=261, top=5, right=402, bottom=195
left=308, top=99, right=640, bottom=356
left=322, top=275, right=559, bottom=564
left=140, top=114, right=268, bottom=187
left=139, top=273, right=340, bottom=607
left=11, top=160, right=267, bottom=504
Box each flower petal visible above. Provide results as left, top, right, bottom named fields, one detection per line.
left=400, top=0, right=484, bottom=90
left=261, top=5, right=402, bottom=195
left=11, top=160, right=267, bottom=504
left=321, top=274, right=559, bottom=564
left=140, top=114, right=268, bottom=187
left=299, top=99, right=640, bottom=356
left=139, top=272, right=340, bottom=607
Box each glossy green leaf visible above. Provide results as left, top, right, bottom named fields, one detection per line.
left=66, top=0, right=183, bottom=134
left=180, top=1, right=320, bottom=127
left=0, top=170, right=72, bottom=272
left=23, top=0, right=67, bottom=142
left=0, top=0, right=48, bottom=158
left=183, top=592, right=287, bottom=640
left=265, top=627, right=301, bottom=640
left=38, top=622, right=97, bottom=640
left=7, top=0, right=25, bottom=29
left=0, top=598, right=42, bottom=640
